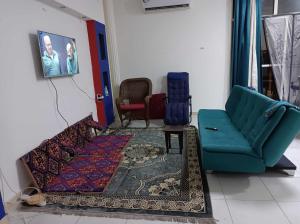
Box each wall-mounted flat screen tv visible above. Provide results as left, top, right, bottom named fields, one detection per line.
left=37, top=30, right=79, bottom=78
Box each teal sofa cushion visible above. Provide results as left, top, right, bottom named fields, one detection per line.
left=202, top=150, right=265, bottom=173
left=225, top=86, right=285, bottom=156
left=198, top=109, right=257, bottom=158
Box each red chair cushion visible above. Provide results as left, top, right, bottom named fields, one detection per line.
left=120, top=103, right=145, bottom=110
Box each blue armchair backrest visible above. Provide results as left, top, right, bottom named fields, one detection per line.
left=167, top=72, right=189, bottom=103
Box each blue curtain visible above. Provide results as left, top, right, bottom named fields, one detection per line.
left=256, top=0, right=262, bottom=93
left=231, top=0, right=262, bottom=93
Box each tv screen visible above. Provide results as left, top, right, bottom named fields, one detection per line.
left=37, top=31, right=79, bottom=78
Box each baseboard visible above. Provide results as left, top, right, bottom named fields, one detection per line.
left=0, top=216, right=9, bottom=224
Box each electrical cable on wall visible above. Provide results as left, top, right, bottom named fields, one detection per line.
left=71, top=77, right=95, bottom=102
left=49, top=79, right=70, bottom=127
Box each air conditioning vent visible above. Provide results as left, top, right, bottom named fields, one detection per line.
left=142, top=0, right=191, bottom=11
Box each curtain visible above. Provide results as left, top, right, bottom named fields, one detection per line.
left=264, top=16, right=293, bottom=101
left=231, top=0, right=262, bottom=92
left=290, top=15, right=300, bottom=106
left=264, top=15, right=300, bottom=105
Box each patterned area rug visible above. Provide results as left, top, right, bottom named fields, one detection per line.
left=20, top=127, right=215, bottom=224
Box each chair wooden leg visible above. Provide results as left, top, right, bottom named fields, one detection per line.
left=119, top=114, right=124, bottom=127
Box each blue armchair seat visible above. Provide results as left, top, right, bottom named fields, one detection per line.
left=165, top=102, right=189, bottom=125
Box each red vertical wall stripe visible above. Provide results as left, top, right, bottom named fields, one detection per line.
left=86, top=20, right=107, bottom=125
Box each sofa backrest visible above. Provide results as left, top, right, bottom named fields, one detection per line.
left=225, top=86, right=286, bottom=156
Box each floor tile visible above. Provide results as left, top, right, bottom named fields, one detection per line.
left=190, top=114, right=198, bottom=127
left=227, top=200, right=289, bottom=224
left=128, top=120, right=164, bottom=128
left=6, top=212, right=41, bottom=224
left=261, top=177, right=300, bottom=202
left=126, top=219, right=177, bottom=224
left=284, top=148, right=300, bottom=162
left=206, top=174, right=225, bottom=200
left=78, top=216, right=126, bottom=224
left=210, top=200, right=233, bottom=224
left=29, top=214, right=80, bottom=224
left=278, top=202, right=300, bottom=224
left=218, top=175, right=273, bottom=201
left=288, top=137, right=300, bottom=148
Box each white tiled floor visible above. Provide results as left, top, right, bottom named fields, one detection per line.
left=5, top=116, right=300, bottom=224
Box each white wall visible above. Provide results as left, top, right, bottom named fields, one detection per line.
left=0, top=0, right=103, bottom=201
left=112, top=0, right=232, bottom=110
left=55, top=0, right=105, bottom=22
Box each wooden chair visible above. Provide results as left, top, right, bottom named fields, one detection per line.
left=116, top=78, right=152, bottom=127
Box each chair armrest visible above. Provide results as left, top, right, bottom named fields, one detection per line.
left=115, top=97, right=122, bottom=105
left=189, top=95, right=192, bottom=123
left=145, top=95, right=151, bottom=105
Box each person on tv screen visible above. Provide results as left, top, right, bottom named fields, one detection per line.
left=42, top=35, right=61, bottom=76
left=66, top=41, right=78, bottom=74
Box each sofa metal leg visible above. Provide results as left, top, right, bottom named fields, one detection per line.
left=283, top=169, right=296, bottom=176
left=267, top=155, right=297, bottom=176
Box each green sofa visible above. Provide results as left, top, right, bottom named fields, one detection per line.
left=198, top=85, right=300, bottom=173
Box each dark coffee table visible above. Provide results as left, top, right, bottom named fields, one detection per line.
left=163, top=125, right=184, bottom=154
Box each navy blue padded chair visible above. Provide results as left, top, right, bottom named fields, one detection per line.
left=165, top=72, right=192, bottom=125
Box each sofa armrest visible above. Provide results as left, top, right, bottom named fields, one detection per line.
left=263, top=108, right=300, bottom=166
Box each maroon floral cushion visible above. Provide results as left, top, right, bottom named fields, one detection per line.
left=21, top=140, right=63, bottom=190
left=21, top=115, right=121, bottom=192
left=85, top=118, right=104, bottom=130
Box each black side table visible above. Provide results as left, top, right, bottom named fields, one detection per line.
left=163, top=125, right=184, bottom=154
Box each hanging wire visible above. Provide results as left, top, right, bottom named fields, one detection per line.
left=71, top=77, right=95, bottom=102
left=49, top=79, right=70, bottom=127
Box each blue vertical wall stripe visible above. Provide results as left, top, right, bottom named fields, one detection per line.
left=95, top=22, right=114, bottom=125
left=0, top=194, right=5, bottom=220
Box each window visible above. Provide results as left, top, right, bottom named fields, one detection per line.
left=261, top=0, right=300, bottom=105
left=262, top=0, right=274, bottom=16
left=278, top=0, right=300, bottom=14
